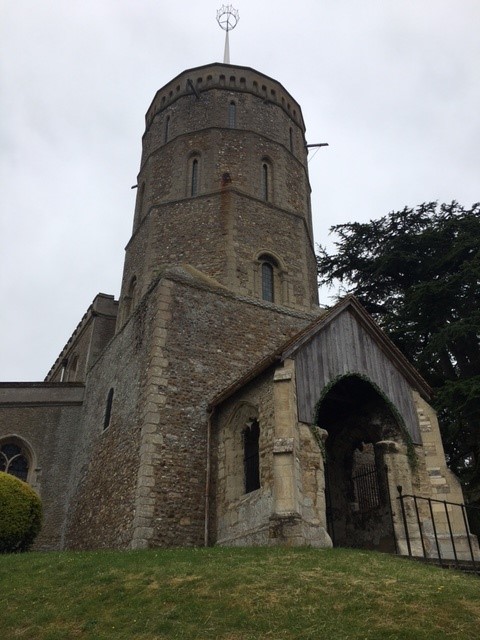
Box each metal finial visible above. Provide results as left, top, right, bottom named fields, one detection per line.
left=216, top=5, right=240, bottom=64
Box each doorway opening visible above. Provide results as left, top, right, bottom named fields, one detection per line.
left=316, top=375, right=402, bottom=553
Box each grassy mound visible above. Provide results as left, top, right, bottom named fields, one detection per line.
left=0, top=546, right=479, bottom=639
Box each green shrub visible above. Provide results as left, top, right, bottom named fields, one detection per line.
left=0, top=471, right=42, bottom=553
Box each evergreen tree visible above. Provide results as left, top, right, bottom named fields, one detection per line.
left=317, top=201, right=480, bottom=500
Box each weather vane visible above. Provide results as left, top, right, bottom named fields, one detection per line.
left=216, top=5, right=240, bottom=64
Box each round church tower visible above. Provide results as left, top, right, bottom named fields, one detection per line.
left=118, top=63, right=319, bottom=327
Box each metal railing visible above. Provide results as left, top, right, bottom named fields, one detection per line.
left=396, top=486, right=480, bottom=569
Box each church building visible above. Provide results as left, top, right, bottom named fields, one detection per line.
left=0, top=62, right=476, bottom=559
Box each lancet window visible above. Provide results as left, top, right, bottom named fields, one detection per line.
left=243, top=420, right=260, bottom=493
left=228, top=101, right=236, bottom=128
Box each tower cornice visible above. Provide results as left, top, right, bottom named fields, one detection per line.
left=146, top=63, right=306, bottom=132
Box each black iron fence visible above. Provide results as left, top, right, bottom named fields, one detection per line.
left=396, top=486, right=480, bottom=568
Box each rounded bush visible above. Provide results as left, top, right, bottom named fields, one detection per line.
left=0, top=471, right=42, bottom=553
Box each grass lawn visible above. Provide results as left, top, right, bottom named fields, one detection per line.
left=1, top=546, right=479, bottom=639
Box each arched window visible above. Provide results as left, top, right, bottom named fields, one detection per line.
left=261, top=262, right=274, bottom=302
left=191, top=158, right=199, bottom=197
left=228, top=101, right=236, bottom=128
left=243, top=420, right=260, bottom=493
left=103, top=388, right=114, bottom=430
left=256, top=253, right=281, bottom=304
left=262, top=162, right=269, bottom=201
left=0, top=441, right=29, bottom=482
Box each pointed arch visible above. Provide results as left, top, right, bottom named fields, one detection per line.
left=313, top=373, right=411, bottom=445
left=314, top=374, right=405, bottom=552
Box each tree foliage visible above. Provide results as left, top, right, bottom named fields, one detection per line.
left=0, top=471, right=42, bottom=553
left=317, top=201, right=480, bottom=499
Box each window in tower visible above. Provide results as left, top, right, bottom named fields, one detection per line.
left=262, top=163, right=269, bottom=201
left=191, top=158, right=199, bottom=197
left=261, top=262, right=274, bottom=302
left=256, top=253, right=282, bottom=304
left=0, top=440, right=30, bottom=483
left=243, top=420, right=260, bottom=493
left=103, top=388, right=114, bottom=430
left=228, top=101, right=236, bottom=128
left=289, top=127, right=294, bottom=153
left=261, top=159, right=273, bottom=202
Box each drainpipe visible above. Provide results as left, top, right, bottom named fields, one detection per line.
left=204, top=406, right=215, bottom=547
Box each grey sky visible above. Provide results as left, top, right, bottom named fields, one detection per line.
left=1, top=0, right=479, bottom=380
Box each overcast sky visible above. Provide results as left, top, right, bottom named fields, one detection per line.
left=1, top=0, right=479, bottom=381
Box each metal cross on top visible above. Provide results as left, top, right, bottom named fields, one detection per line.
left=216, top=5, right=240, bottom=64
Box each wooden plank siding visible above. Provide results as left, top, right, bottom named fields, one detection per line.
left=294, top=309, right=421, bottom=443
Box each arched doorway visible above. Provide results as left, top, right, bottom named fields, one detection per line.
left=316, top=375, right=403, bottom=553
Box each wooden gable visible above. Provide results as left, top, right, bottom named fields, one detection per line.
left=286, top=303, right=423, bottom=443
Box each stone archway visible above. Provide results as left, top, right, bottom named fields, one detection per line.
left=316, top=375, right=403, bottom=553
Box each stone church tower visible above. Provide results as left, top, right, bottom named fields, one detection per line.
left=119, top=63, right=318, bottom=326
left=53, top=63, right=321, bottom=550
left=0, top=63, right=477, bottom=560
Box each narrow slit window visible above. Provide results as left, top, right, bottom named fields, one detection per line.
left=228, top=101, right=236, bottom=128
left=289, top=127, right=294, bottom=152
left=262, top=163, right=269, bottom=201
left=244, top=420, right=260, bottom=493
left=261, top=262, right=274, bottom=302
left=104, top=388, right=114, bottom=430
left=191, top=158, right=199, bottom=197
